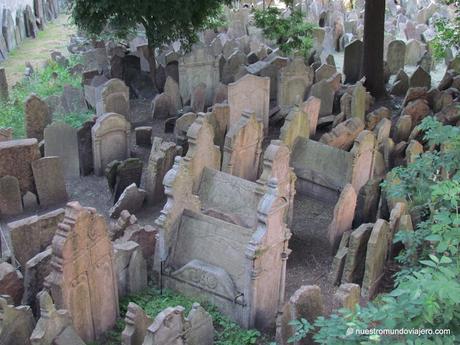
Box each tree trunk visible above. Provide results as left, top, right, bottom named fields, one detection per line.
left=362, top=0, right=386, bottom=99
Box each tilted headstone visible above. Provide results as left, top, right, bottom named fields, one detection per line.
left=309, top=78, right=334, bottom=117
left=113, top=158, right=143, bottom=202
left=142, top=306, right=186, bottom=345
left=228, top=74, right=270, bottom=135
left=222, top=111, right=263, bottom=181
left=25, top=94, right=51, bottom=141
left=92, top=113, right=131, bottom=176
left=32, top=157, right=68, bottom=207
left=109, top=183, right=146, bottom=218
left=0, top=295, right=35, bottom=345
left=0, top=176, right=23, bottom=217
left=342, top=223, right=373, bottom=284
left=301, top=96, right=321, bottom=137
left=44, top=122, right=80, bottom=178
left=280, top=106, right=309, bottom=150
left=45, top=202, right=119, bottom=342
left=121, top=302, right=153, bottom=345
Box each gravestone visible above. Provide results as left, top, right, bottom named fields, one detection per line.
left=228, top=74, right=270, bottom=135
left=110, top=183, right=146, bottom=218
left=44, top=122, right=80, bottom=178
left=45, top=202, right=119, bottom=342
left=221, top=49, right=246, bottom=84
left=0, top=176, right=23, bottom=217
left=330, top=247, right=348, bottom=285
left=342, top=223, right=373, bottom=284
left=2, top=9, right=16, bottom=51
left=164, top=76, right=182, bottom=113
left=121, top=303, right=153, bottom=345
left=0, top=262, right=24, bottom=304
left=25, top=94, right=51, bottom=141
left=409, top=66, right=431, bottom=88
left=191, top=83, right=207, bottom=113
left=96, top=79, right=130, bottom=118
left=92, top=113, right=131, bottom=176
left=344, top=40, right=363, bottom=83
left=151, top=93, right=173, bottom=119
left=309, top=78, right=334, bottom=116
left=114, top=241, right=148, bottom=296
left=179, top=43, right=219, bottom=106
left=328, top=184, right=357, bottom=251
left=222, top=111, right=263, bottom=181
left=113, top=158, right=143, bottom=202
left=0, top=67, right=8, bottom=101
left=301, top=96, right=321, bottom=137
left=333, top=283, right=360, bottom=311
left=387, top=40, right=406, bottom=74
left=8, top=208, right=64, bottom=268
left=362, top=219, right=390, bottom=299
left=135, top=126, right=152, bottom=146
left=405, top=39, right=425, bottom=65
left=77, top=120, right=95, bottom=176
left=315, top=63, right=337, bottom=82
left=32, top=157, right=68, bottom=207
left=278, top=58, right=313, bottom=114
left=351, top=82, right=366, bottom=121
left=145, top=138, right=178, bottom=205
left=142, top=306, right=185, bottom=345
left=280, top=106, right=309, bottom=150
left=0, top=295, right=36, bottom=345
left=320, top=117, right=365, bottom=150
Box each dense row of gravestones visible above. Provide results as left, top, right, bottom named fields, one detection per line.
left=1, top=0, right=460, bottom=344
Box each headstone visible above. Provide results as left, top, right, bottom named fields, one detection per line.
left=280, top=106, right=309, bottom=150
left=191, top=82, right=207, bottom=113
left=301, top=96, right=321, bottom=137
left=0, top=262, right=24, bottom=304
left=8, top=208, right=64, bottom=268
left=24, top=5, right=39, bottom=38
left=328, top=184, right=357, bottom=251
left=393, top=115, right=412, bottom=143
left=315, top=63, right=337, bottom=82
left=164, top=76, right=182, bottom=113
left=319, top=117, right=365, bottom=150
left=344, top=40, right=363, bottom=83
left=96, top=79, right=130, bottom=118
left=145, top=138, right=178, bottom=205
left=309, top=78, right=334, bottom=116
left=110, top=183, right=146, bottom=218
left=23, top=191, right=38, bottom=212
left=351, top=82, right=366, bottom=121
left=121, top=302, right=153, bottom=345
left=405, top=39, right=425, bottom=65
left=409, top=66, right=431, bottom=88
left=0, top=176, right=23, bottom=217
left=0, top=67, right=8, bottom=101
left=92, top=113, right=131, bottom=176
left=114, top=241, right=147, bottom=297
left=142, top=306, right=185, bottom=345
left=44, top=122, right=80, bottom=178
left=0, top=295, right=35, bottom=345
left=228, top=74, right=270, bottom=135
left=151, top=93, right=173, bottom=119
left=354, top=178, right=381, bottom=225
left=113, top=158, right=143, bottom=202
left=77, top=120, right=95, bottom=176
left=387, top=40, right=406, bottom=75
left=45, top=202, right=119, bottom=342
left=25, top=94, right=51, bottom=141
left=362, top=219, right=390, bottom=298
left=185, top=303, right=214, bottom=345
left=2, top=9, right=16, bottom=51
left=405, top=139, right=423, bottom=164
left=333, top=283, right=360, bottom=311
left=342, top=223, right=373, bottom=284
left=330, top=247, right=348, bottom=286
left=32, top=157, right=68, bottom=207
left=222, top=111, right=263, bottom=181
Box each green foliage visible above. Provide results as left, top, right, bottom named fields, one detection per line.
left=253, top=7, right=315, bottom=58
left=286, top=118, right=460, bottom=344
left=202, top=4, right=228, bottom=31
left=432, top=2, right=460, bottom=60
left=91, top=288, right=264, bottom=345
left=288, top=318, right=314, bottom=343
left=70, top=0, right=232, bottom=52
left=0, top=59, right=90, bottom=138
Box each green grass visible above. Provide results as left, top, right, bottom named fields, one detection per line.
left=89, top=287, right=267, bottom=345
left=0, top=57, right=92, bottom=138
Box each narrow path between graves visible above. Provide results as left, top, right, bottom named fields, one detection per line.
left=0, top=15, right=76, bottom=88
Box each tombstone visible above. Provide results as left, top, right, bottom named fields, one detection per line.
left=280, top=106, right=309, bottom=150
left=8, top=208, right=64, bottom=268
left=142, top=306, right=185, bottom=345
left=96, top=79, right=130, bottom=118
left=387, top=40, right=406, bottom=75
left=114, top=241, right=147, bottom=296
left=77, top=120, right=95, bottom=176
left=121, top=303, right=153, bottom=345
left=23, top=191, right=39, bottom=212
left=300, top=96, right=321, bottom=137
left=179, top=43, right=219, bottom=106
left=333, top=283, right=361, bottom=311
left=222, top=111, right=263, bottom=181
left=330, top=247, right=348, bottom=286
left=228, top=74, right=270, bottom=135
left=362, top=220, right=390, bottom=298
left=31, top=157, right=67, bottom=207
left=278, top=58, right=313, bottom=114
left=2, top=9, right=16, bottom=51
left=221, top=50, right=246, bottom=84
left=22, top=248, right=52, bottom=315
left=0, top=67, right=8, bottom=101
left=0, top=176, right=23, bottom=217
left=164, top=76, right=182, bottom=113
left=328, top=184, right=357, bottom=251
left=44, top=122, right=79, bottom=178
left=354, top=178, right=381, bottom=225
left=351, top=82, right=366, bottom=121
left=135, top=126, right=152, bottom=147
left=309, top=78, right=334, bottom=117
left=174, top=112, right=197, bottom=150
left=110, top=183, right=146, bottom=218
left=145, top=138, right=178, bottom=205
left=405, top=39, right=425, bottom=66
left=25, top=94, right=51, bottom=141
left=151, top=93, right=173, bottom=119
left=315, top=63, right=336, bottom=83
left=277, top=285, right=324, bottom=345
left=92, top=113, right=131, bottom=176
left=319, top=117, right=365, bottom=150
left=405, top=140, right=423, bottom=164
left=393, top=115, right=412, bottom=143
left=343, top=40, right=363, bottom=84
left=0, top=263, right=24, bottom=305
left=29, top=291, right=74, bottom=345
left=409, top=66, right=431, bottom=89
left=342, top=223, right=373, bottom=284
left=0, top=295, right=36, bottom=345
left=45, top=202, right=119, bottom=342
left=366, top=107, right=391, bottom=131
left=191, top=83, right=207, bottom=113
left=113, top=158, right=143, bottom=202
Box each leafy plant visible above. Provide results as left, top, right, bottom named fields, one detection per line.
left=432, top=1, right=460, bottom=60
left=253, top=7, right=315, bottom=58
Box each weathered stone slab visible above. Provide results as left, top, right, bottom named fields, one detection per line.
left=309, top=78, right=334, bottom=117
left=96, top=78, right=130, bottom=118
left=333, top=283, right=360, bottom=311
left=0, top=262, right=24, bottom=304
left=342, top=223, right=373, bottom=284
left=32, top=157, right=68, bottom=207
left=44, top=122, right=80, bottom=178
left=113, top=158, right=143, bottom=202
left=8, top=208, right=64, bottom=268
left=121, top=302, right=153, bottom=345
left=387, top=40, right=406, bottom=74
left=362, top=219, right=390, bottom=299
left=92, top=113, right=131, bottom=176
left=25, top=94, right=51, bottom=141
left=301, top=96, right=321, bottom=137
left=319, top=117, right=365, bottom=150
left=328, top=184, right=357, bottom=251
left=280, top=106, right=309, bottom=150
left=45, top=202, right=119, bottom=342
left=0, top=176, right=23, bottom=217
left=110, top=183, right=146, bottom=218
left=344, top=40, right=363, bottom=83
left=77, top=120, right=95, bottom=176
left=0, top=295, right=35, bottom=345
